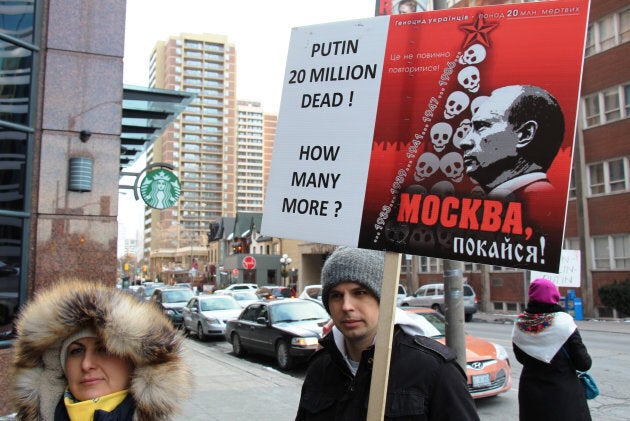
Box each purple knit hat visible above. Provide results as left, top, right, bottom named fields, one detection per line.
left=528, top=278, right=560, bottom=304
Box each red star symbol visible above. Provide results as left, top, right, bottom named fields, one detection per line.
left=459, top=13, right=500, bottom=49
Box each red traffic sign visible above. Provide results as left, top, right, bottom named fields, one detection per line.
left=242, top=255, right=257, bottom=270
left=232, top=268, right=239, bottom=275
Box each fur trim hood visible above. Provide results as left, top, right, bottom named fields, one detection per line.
left=10, top=280, right=192, bottom=420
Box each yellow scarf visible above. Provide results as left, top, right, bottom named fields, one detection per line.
left=64, top=389, right=129, bottom=421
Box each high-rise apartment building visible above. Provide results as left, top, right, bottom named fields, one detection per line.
left=236, top=100, right=275, bottom=213
left=144, top=33, right=277, bottom=279
left=146, top=33, right=237, bottom=267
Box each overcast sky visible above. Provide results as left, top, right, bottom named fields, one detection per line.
left=123, top=0, right=376, bottom=113
left=120, top=0, right=376, bottom=250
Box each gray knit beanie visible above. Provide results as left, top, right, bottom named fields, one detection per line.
left=321, top=247, right=385, bottom=313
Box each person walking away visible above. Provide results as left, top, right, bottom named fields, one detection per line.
left=512, top=278, right=592, bottom=421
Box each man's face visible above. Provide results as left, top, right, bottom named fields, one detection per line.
left=460, top=88, right=521, bottom=187
left=327, top=281, right=379, bottom=349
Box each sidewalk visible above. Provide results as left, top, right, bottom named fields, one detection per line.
left=175, top=340, right=303, bottom=421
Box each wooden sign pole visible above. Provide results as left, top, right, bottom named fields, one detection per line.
left=367, top=252, right=402, bottom=420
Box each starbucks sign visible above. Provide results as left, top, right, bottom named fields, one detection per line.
left=139, top=169, right=181, bottom=209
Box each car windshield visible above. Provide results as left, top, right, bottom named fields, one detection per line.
left=404, top=312, right=445, bottom=337
left=201, top=297, right=241, bottom=311
left=163, top=290, right=194, bottom=303
left=272, top=288, right=292, bottom=298
left=270, top=301, right=329, bottom=323
left=232, top=292, right=258, bottom=301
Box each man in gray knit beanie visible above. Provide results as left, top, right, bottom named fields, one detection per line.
left=321, top=246, right=384, bottom=314
left=296, top=246, right=479, bottom=420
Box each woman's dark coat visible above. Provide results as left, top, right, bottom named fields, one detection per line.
left=513, top=303, right=592, bottom=421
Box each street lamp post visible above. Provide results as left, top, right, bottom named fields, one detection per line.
left=280, top=254, right=292, bottom=287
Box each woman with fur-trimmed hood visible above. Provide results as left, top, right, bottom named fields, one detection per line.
left=10, top=279, right=192, bottom=420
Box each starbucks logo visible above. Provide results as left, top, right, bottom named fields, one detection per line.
left=140, top=169, right=181, bottom=209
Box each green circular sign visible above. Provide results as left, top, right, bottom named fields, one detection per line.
left=139, top=169, right=181, bottom=209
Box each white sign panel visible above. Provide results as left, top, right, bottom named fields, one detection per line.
left=262, top=17, right=389, bottom=246
left=530, top=249, right=581, bottom=287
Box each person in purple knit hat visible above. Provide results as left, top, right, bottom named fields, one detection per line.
left=512, top=278, right=593, bottom=421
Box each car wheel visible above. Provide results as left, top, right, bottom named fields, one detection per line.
left=276, top=340, right=294, bottom=370
left=432, top=304, right=443, bottom=314
left=401, top=303, right=409, bottom=307
left=465, top=313, right=473, bottom=322
left=232, top=333, right=246, bottom=357
left=197, top=323, right=207, bottom=341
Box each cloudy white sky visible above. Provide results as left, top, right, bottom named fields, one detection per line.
left=119, top=0, right=376, bottom=252
left=123, top=0, right=376, bottom=113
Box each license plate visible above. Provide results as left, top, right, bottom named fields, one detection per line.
left=472, top=374, right=491, bottom=388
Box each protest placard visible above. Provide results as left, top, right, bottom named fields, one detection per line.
left=262, top=0, right=590, bottom=273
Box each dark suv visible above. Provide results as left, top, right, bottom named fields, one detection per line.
left=151, top=287, right=195, bottom=327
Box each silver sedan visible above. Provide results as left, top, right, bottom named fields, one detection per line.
left=182, top=295, right=243, bottom=341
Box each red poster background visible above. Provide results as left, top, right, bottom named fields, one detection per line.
left=358, top=0, right=589, bottom=272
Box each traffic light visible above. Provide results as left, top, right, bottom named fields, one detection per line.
left=124, top=263, right=129, bottom=271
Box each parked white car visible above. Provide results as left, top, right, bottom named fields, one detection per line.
left=182, top=295, right=243, bottom=340
left=299, top=284, right=322, bottom=303
left=399, top=283, right=478, bottom=322
left=214, top=289, right=261, bottom=308
left=397, top=284, right=407, bottom=306
left=224, top=283, right=258, bottom=291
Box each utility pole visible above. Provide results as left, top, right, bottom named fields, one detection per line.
left=481, top=264, right=491, bottom=312
left=574, top=117, right=595, bottom=317
left=443, top=259, right=466, bottom=372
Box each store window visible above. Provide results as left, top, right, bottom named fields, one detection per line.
left=0, top=0, right=36, bottom=343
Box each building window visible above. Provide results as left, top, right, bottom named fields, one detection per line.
left=613, top=235, right=630, bottom=268
left=568, top=172, right=577, bottom=199
left=593, top=234, right=630, bottom=270
left=585, top=7, right=630, bottom=57
left=582, top=83, right=630, bottom=128
left=565, top=237, right=580, bottom=250
left=0, top=0, right=37, bottom=342
left=593, top=236, right=610, bottom=269
left=587, top=158, right=629, bottom=196
left=622, top=8, right=630, bottom=43
left=464, top=262, right=480, bottom=272
left=418, top=257, right=440, bottom=273
left=583, top=94, right=600, bottom=127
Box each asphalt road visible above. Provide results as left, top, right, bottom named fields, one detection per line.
left=186, top=315, right=630, bottom=421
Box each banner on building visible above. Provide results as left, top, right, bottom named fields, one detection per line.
left=262, top=0, right=590, bottom=273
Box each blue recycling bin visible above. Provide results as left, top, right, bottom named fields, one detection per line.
left=565, top=289, right=576, bottom=316
left=574, top=298, right=583, bottom=321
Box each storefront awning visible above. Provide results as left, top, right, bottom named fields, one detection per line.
left=120, top=85, right=195, bottom=171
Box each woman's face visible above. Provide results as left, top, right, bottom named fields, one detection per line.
left=65, top=337, right=133, bottom=401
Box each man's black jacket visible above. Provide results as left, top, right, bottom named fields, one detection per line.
left=296, top=327, right=480, bottom=420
